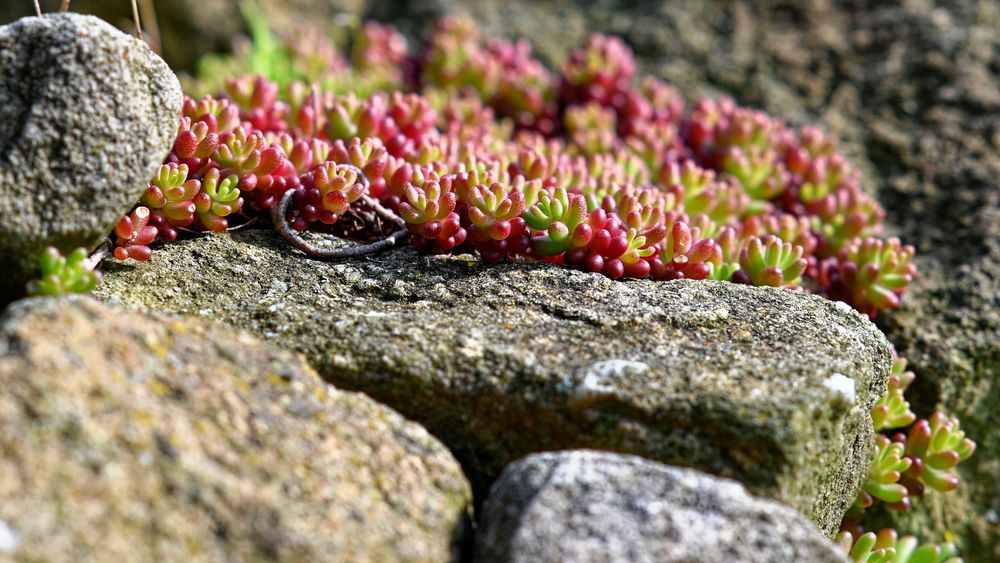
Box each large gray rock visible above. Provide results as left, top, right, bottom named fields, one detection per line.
left=369, top=1, right=1000, bottom=557
left=0, top=13, right=181, bottom=301
left=476, top=450, right=848, bottom=563
left=0, top=296, right=471, bottom=562
left=95, top=229, right=891, bottom=536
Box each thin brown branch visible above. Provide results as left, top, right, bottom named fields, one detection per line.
left=130, top=0, right=142, bottom=40
left=361, top=194, right=407, bottom=230
left=272, top=189, right=410, bottom=259
left=60, top=0, right=70, bottom=12
left=85, top=239, right=112, bottom=271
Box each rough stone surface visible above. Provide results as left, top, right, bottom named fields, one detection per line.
left=476, top=450, right=848, bottom=563
left=367, top=1, right=1000, bottom=556
left=0, top=13, right=181, bottom=301
left=0, top=1, right=369, bottom=71
left=0, top=296, right=471, bottom=562
left=95, top=229, right=891, bottom=536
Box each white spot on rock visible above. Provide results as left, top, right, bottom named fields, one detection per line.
left=459, top=330, right=485, bottom=359
left=0, top=520, right=19, bottom=553
left=832, top=300, right=855, bottom=316
left=822, top=373, right=856, bottom=403
left=569, top=360, right=648, bottom=408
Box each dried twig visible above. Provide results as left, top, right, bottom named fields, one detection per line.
left=84, top=239, right=112, bottom=271
left=33, top=0, right=42, bottom=17
left=60, top=0, right=70, bottom=12
left=130, top=0, right=142, bottom=39
left=271, top=165, right=410, bottom=260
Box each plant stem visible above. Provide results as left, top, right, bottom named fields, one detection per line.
left=33, top=0, right=42, bottom=17
left=130, top=0, right=142, bottom=39
left=85, top=239, right=112, bottom=271
left=271, top=188, right=410, bottom=260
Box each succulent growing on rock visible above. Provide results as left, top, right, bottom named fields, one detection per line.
left=25, top=247, right=101, bottom=296
left=105, top=15, right=920, bottom=318
left=841, top=347, right=975, bottom=561
left=837, top=529, right=960, bottom=563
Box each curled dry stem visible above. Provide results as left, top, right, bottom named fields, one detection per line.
left=85, top=239, right=112, bottom=271
left=272, top=164, right=409, bottom=259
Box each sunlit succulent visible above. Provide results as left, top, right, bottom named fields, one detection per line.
left=872, top=353, right=917, bottom=432
left=195, top=169, right=243, bottom=232
left=733, top=235, right=807, bottom=287
left=857, top=435, right=912, bottom=510
left=112, top=14, right=926, bottom=321
left=901, top=412, right=976, bottom=494
left=822, top=237, right=916, bottom=317
left=525, top=187, right=593, bottom=256
left=113, top=206, right=158, bottom=261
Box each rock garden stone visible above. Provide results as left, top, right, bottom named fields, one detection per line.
left=95, top=229, right=892, bottom=536
left=0, top=13, right=181, bottom=300
left=475, top=450, right=848, bottom=563
left=0, top=296, right=471, bottom=562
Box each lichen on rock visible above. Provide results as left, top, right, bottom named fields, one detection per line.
left=0, top=296, right=470, bottom=562
left=95, top=228, right=892, bottom=536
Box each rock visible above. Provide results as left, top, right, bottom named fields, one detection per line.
left=94, top=229, right=891, bottom=536
left=475, top=450, right=848, bottom=563
left=0, top=1, right=370, bottom=71
left=366, top=1, right=1000, bottom=556
left=0, top=13, right=181, bottom=301
left=0, top=296, right=471, bottom=562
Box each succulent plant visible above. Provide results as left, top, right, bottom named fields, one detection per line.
left=858, top=435, right=912, bottom=510
left=733, top=235, right=807, bottom=287
left=113, top=206, right=158, bottom=261
left=837, top=529, right=961, bottom=563
left=112, top=15, right=925, bottom=317
left=25, top=247, right=101, bottom=296
left=822, top=237, right=916, bottom=317
left=873, top=353, right=917, bottom=432
left=901, top=412, right=976, bottom=494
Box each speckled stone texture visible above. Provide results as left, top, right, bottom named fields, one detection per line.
left=0, top=13, right=181, bottom=301
left=0, top=296, right=471, bottom=562
left=95, top=229, right=891, bottom=536
left=476, top=450, right=849, bottom=563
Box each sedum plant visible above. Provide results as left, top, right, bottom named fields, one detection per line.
left=25, top=247, right=101, bottom=296
left=841, top=349, right=975, bottom=561
left=837, top=529, right=960, bottom=563
left=115, top=14, right=918, bottom=317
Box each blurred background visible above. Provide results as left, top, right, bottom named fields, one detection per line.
left=3, top=1, right=998, bottom=560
